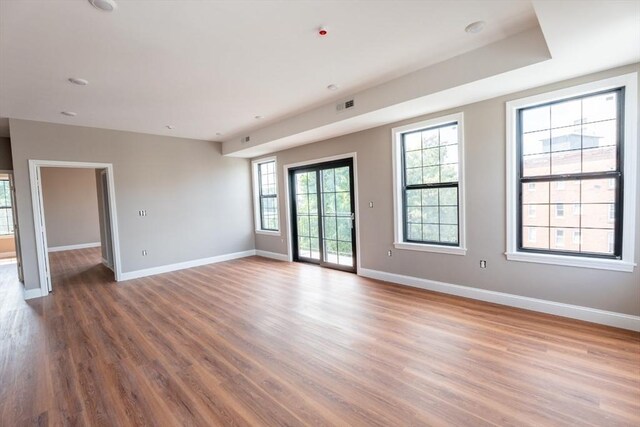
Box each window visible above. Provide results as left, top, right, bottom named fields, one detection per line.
left=392, top=113, right=465, bottom=255
left=555, top=229, right=565, bottom=247
left=528, top=205, right=536, bottom=218
left=506, top=73, right=637, bottom=272
left=573, top=230, right=581, bottom=245
left=528, top=228, right=537, bottom=243
left=0, top=179, right=13, bottom=236
left=528, top=183, right=536, bottom=191
left=252, top=158, right=279, bottom=234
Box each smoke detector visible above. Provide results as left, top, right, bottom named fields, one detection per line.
left=88, top=0, right=118, bottom=12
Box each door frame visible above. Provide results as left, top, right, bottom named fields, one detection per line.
left=283, top=152, right=361, bottom=272
left=28, top=160, right=123, bottom=296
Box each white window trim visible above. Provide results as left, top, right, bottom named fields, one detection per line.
left=392, top=112, right=466, bottom=255
left=505, top=72, right=637, bottom=272
left=251, top=156, right=280, bottom=236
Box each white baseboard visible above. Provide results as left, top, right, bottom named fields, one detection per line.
left=23, top=286, right=45, bottom=300
left=119, top=249, right=256, bottom=281
left=358, top=268, right=640, bottom=332
left=48, top=242, right=101, bottom=253
left=255, top=250, right=289, bottom=261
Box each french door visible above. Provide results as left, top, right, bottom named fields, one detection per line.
left=290, top=159, right=356, bottom=272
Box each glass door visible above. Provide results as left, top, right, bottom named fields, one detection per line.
left=291, top=159, right=356, bottom=272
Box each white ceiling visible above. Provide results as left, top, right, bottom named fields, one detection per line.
left=0, top=0, right=538, bottom=141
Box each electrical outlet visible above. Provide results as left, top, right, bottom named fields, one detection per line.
left=138, top=210, right=147, bottom=217
left=480, top=260, right=487, bottom=269
left=387, top=250, right=392, bottom=257
left=142, top=250, right=148, bottom=256
left=369, top=201, right=374, bottom=208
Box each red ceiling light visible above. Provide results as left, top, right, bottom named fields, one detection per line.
left=318, top=26, right=328, bottom=36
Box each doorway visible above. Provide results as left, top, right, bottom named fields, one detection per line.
left=289, top=158, right=357, bottom=272
left=29, top=160, right=122, bottom=297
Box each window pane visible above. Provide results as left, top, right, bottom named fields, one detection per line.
left=406, top=189, right=422, bottom=207
left=582, top=179, right=615, bottom=203
left=405, top=132, right=422, bottom=151
left=583, top=92, right=617, bottom=124
left=421, top=129, right=439, bottom=148
left=551, top=99, right=581, bottom=129
left=551, top=150, right=581, bottom=175
left=322, top=169, right=335, bottom=192
left=405, top=150, right=421, bottom=169
left=581, top=204, right=615, bottom=229
left=550, top=126, right=581, bottom=152
left=439, top=124, right=458, bottom=146
left=422, top=224, right=439, bottom=241
left=334, top=167, right=350, bottom=192
left=439, top=207, right=458, bottom=225
left=439, top=187, right=457, bottom=205
left=440, top=144, right=458, bottom=164
left=522, top=182, right=549, bottom=205
left=522, top=105, right=550, bottom=133
left=439, top=225, right=458, bottom=244
left=422, top=148, right=439, bottom=167
left=522, top=204, right=549, bottom=227
left=440, top=164, right=458, bottom=182
left=582, top=120, right=616, bottom=148
left=582, top=146, right=616, bottom=173
left=423, top=188, right=439, bottom=205
left=522, top=226, right=549, bottom=250
left=421, top=206, right=438, bottom=224
left=550, top=180, right=580, bottom=203
left=522, top=130, right=550, bottom=155
left=581, top=229, right=614, bottom=254
left=523, top=153, right=550, bottom=177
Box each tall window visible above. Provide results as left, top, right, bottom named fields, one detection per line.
left=518, top=89, right=622, bottom=257
left=506, top=73, right=637, bottom=272
left=392, top=113, right=466, bottom=255
left=252, top=158, right=279, bottom=233
left=0, top=179, right=13, bottom=236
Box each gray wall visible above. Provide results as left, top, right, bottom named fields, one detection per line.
left=41, top=167, right=101, bottom=248
left=254, top=63, right=640, bottom=316
left=10, top=120, right=255, bottom=291
left=0, top=137, right=12, bottom=170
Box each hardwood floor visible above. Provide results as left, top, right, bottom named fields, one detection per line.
left=1, top=248, right=639, bottom=426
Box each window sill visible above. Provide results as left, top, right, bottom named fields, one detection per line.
left=394, top=242, right=467, bottom=255
left=505, top=251, right=635, bottom=272
left=255, top=230, right=281, bottom=237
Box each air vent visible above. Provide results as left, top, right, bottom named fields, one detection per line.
left=336, top=99, right=355, bottom=112
left=242, top=136, right=250, bottom=143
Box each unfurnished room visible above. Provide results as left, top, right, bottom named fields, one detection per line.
left=0, top=1, right=639, bottom=426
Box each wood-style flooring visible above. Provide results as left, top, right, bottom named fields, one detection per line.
left=1, top=248, right=639, bottom=426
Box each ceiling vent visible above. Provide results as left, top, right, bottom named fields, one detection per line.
left=336, top=99, right=355, bottom=112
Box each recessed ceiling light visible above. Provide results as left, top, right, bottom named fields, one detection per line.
left=465, top=21, right=485, bottom=34
left=68, top=77, right=89, bottom=86
left=88, top=0, right=118, bottom=12
left=254, top=115, right=263, bottom=120
left=327, top=84, right=339, bottom=91
left=61, top=111, right=77, bottom=117
left=166, top=125, right=175, bottom=130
